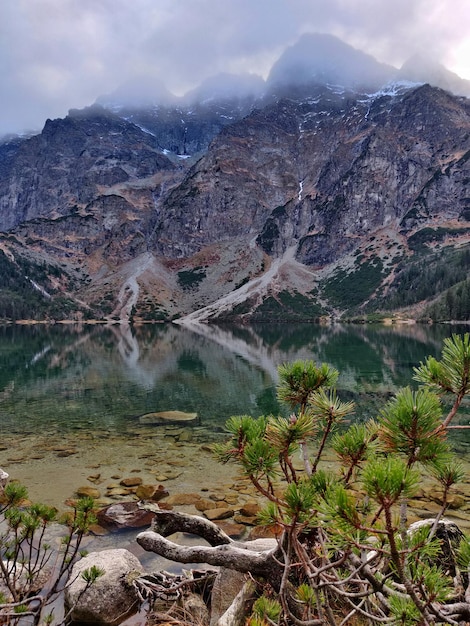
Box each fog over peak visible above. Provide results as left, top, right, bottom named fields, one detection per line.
left=183, top=73, right=266, bottom=105
left=266, top=33, right=395, bottom=91
left=97, top=76, right=177, bottom=109
left=398, top=55, right=470, bottom=97
left=1, top=0, right=470, bottom=136
left=99, top=32, right=470, bottom=112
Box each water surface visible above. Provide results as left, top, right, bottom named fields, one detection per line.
left=0, top=321, right=469, bottom=510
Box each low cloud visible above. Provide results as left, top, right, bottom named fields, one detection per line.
left=1, top=0, right=469, bottom=136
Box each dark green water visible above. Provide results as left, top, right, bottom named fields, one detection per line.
left=0, top=321, right=469, bottom=435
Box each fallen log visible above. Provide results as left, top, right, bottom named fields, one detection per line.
left=136, top=504, right=284, bottom=588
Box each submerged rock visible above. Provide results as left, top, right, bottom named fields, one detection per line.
left=120, top=476, right=143, bottom=488
left=204, top=507, right=234, bottom=521
left=138, top=411, right=198, bottom=425
left=135, top=484, right=169, bottom=501
left=76, top=486, right=101, bottom=499
left=96, top=501, right=156, bottom=531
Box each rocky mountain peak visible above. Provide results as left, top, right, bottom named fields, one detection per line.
left=0, top=34, right=469, bottom=324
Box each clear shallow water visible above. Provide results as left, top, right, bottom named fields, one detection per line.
left=2, top=320, right=470, bottom=587
left=1, top=321, right=470, bottom=510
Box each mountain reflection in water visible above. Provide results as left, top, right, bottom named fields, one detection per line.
left=0, top=321, right=468, bottom=434
left=0, top=321, right=469, bottom=511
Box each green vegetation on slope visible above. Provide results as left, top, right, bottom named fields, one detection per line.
left=375, top=245, right=470, bottom=316
left=422, top=278, right=470, bottom=321
left=321, top=255, right=385, bottom=311
left=0, top=249, right=85, bottom=320
left=408, top=226, right=470, bottom=252
left=225, top=290, right=326, bottom=322
left=177, top=266, right=206, bottom=291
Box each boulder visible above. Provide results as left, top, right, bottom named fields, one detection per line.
left=183, top=592, right=210, bottom=625
left=408, top=518, right=465, bottom=578
left=368, top=518, right=466, bottom=579
left=0, top=561, right=50, bottom=602
left=210, top=536, right=277, bottom=625
left=96, top=501, right=156, bottom=531
left=148, top=592, right=210, bottom=626
left=215, top=579, right=256, bottom=626
left=0, top=469, right=8, bottom=492
left=65, top=549, right=143, bottom=624
left=210, top=569, right=249, bottom=626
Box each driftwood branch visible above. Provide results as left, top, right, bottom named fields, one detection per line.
left=138, top=503, right=232, bottom=546
left=136, top=507, right=287, bottom=593
left=437, top=602, right=470, bottom=623
left=137, top=531, right=277, bottom=576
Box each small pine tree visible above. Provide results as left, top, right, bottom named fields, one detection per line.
left=211, top=333, right=470, bottom=625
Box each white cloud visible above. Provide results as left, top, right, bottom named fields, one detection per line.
left=0, top=0, right=469, bottom=135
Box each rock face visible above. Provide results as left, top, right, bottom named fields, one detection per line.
left=0, top=105, right=174, bottom=232
left=152, top=84, right=470, bottom=266
left=65, top=549, right=142, bottom=624
left=0, top=34, right=470, bottom=323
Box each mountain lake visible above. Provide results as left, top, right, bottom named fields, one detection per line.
left=0, top=321, right=470, bottom=569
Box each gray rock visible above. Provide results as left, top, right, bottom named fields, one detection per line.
left=210, top=569, right=249, bottom=626
left=0, top=468, right=8, bottom=493
left=65, top=548, right=143, bottom=624
left=210, top=538, right=276, bottom=625
left=408, top=518, right=465, bottom=578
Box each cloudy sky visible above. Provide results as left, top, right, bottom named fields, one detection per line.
left=1, top=0, right=470, bottom=136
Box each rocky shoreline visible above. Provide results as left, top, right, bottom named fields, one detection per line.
left=3, top=441, right=470, bottom=626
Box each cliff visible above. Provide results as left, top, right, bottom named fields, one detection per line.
left=0, top=35, right=469, bottom=323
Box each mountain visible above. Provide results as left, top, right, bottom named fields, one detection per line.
left=94, top=73, right=265, bottom=160
left=399, top=55, right=470, bottom=98
left=0, top=34, right=469, bottom=324
left=266, top=33, right=395, bottom=93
